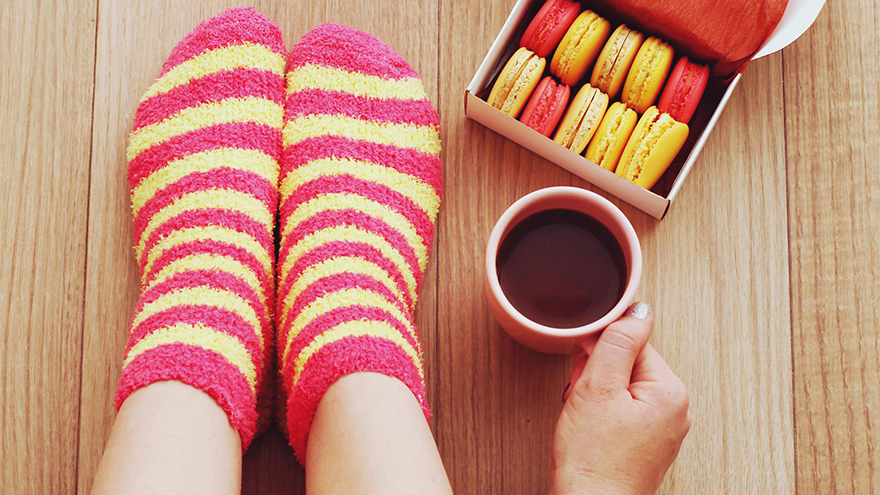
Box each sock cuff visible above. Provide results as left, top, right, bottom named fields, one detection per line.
left=285, top=335, right=429, bottom=461
left=115, top=343, right=259, bottom=449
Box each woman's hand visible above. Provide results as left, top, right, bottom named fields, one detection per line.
left=550, top=302, right=691, bottom=495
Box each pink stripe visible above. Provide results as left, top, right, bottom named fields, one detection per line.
left=284, top=89, right=439, bottom=127
left=115, top=343, right=258, bottom=449
left=144, top=240, right=272, bottom=303
left=139, top=210, right=273, bottom=273
left=284, top=335, right=428, bottom=461
left=125, top=305, right=263, bottom=378
left=277, top=272, right=413, bottom=350
left=128, top=123, right=281, bottom=189
left=280, top=304, right=418, bottom=391
left=287, top=23, right=418, bottom=80
left=277, top=208, right=422, bottom=290
left=135, top=69, right=285, bottom=130
left=134, top=269, right=268, bottom=335
left=161, top=8, right=285, bottom=75
left=280, top=136, right=441, bottom=193
left=279, top=240, right=413, bottom=311
left=133, top=168, right=276, bottom=243
left=279, top=175, right=434, bottom=251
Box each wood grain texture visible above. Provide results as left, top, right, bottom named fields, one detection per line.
left=439, top=0, right=795, bottom=490
left=783, top=3, right=880, bottom=493
left=0, top=0, right=96, bottom=493
left=0, top=0, right=874, bottom=493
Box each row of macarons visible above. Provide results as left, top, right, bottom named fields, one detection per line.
left=485, top=0, right=711, bottom=189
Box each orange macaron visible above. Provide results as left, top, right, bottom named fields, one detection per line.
left=622, top=37, right=674, bottom=114
left=616, top=106, right=689, bottom=189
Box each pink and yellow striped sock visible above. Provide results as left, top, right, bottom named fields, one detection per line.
left=277, top=24, right=442, bottom=460
left=115, top=7, right=286, bottom=449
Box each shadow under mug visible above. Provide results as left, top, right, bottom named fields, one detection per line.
left=485, top=187, right=642, bottom=354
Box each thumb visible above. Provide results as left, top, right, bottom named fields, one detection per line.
left=582, top=302, right=654, bottom=392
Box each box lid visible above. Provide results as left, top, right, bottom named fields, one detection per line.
left=587, top=0, right=795, bottom=76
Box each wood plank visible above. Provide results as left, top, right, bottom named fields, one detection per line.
left=783, top=3, right=880, bottom=493
left=438, top=1, right=794, bottom=493
left=76, top=2, right=439, bottom=494
left=0, top=0, right=97, bottom=493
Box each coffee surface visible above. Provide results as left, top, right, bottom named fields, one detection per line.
left=496, top=209, right=626, bottom=329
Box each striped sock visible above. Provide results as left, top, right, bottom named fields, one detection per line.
left=115, top=7, right=286, bottom=449
left=277, top=24, right=442, bottom=460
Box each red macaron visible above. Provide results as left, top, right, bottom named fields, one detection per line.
left=520, top=0, right=582, bottom=58
left=519, top=76, right=570, bottom=137
left=657, top=57, right=709, bottom=124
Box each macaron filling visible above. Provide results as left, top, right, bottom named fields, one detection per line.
left=501, top=55, right=541, bottom=115
left=622, top=111, right=677, bottom=181
left=595, top=28, right=632, bottom=90
left=591, top=109, right=627, bottom=168
left=627, top=39, right=669, bottom=105
left=558, top=13, right=602, bottom=78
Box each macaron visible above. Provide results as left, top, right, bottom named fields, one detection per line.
left=519, top=76, right=571, bottom=137
left=616, top=106, right=689, bottom=189
left=553, top=84, right=609, bottom=154
left=585, top=102, right=638, bottom=171
left=520, top=0, right=582, bottom=58
left=657, top=57, right=710, bottom=124
left=487, top=47, right=546, bottom=118
left=621, top=37, right=674, bottom=114
left=590, top=24, right=644, bottom=99
left=550, top=10, right=611, bottom=86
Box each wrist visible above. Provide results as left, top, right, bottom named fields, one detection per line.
left=549, top=467, right=641, bottom=495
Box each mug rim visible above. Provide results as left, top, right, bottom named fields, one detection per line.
left=485, top=186, right=642, bottom=339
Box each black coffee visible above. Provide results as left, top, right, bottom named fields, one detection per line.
left=496, top=209, right=627, bottom=328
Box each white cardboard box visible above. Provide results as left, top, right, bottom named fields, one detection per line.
left=465, top=0, right=824, bottom=219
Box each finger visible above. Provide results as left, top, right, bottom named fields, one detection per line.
left=572, top=333, right=600, bottom=360
left=582, top=302, right=654, bottom=391
left=563, top=354, right=589, bottom=402
left=630, top=343, right=677, bottom=384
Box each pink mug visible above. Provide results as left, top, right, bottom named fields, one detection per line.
left=485, top=187, right=642, bottom=354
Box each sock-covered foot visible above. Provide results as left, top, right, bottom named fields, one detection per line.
left=277, top=23, right=442, bottom=460
left=115, top=7, right=286, bottom=449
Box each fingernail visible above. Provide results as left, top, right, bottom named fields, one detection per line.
left=562, top=382, right=570, bottom=403
left=626, top=301, right=651, bottom=320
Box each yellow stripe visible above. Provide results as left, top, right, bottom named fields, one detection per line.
left=282, top=114, right=440, bottom=157
left=142, top=43, right=285, bottom=100
left=278, top=157, right=439, bottom=221
left=123, top=322, right=257, bottom=392
left=143, top=253, right=268, bottom=319
left=132, top=286, right=263, bottom=348
left=290, top=319, right=422, bottom=388
left=279, top=256, right=407, bottom=332
left=285, top=64, right=428, bottom=100
left=135, top=189, right=273, bottom=261
left=282, top=288, right=416, bottom=365
left=281, top=192, right=427, bottom=272
left=132, top=148, right=279, bottom=216
left=128, top=97, right=283, bottom=162
left=142, top=226, right=272, bottom=280
left=279, top=225, right=417, bottom=307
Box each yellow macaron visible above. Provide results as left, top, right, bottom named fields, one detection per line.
left=553, top=84, right=609, bottom=154
left=585, top=102, right=638, bottom=171
left=590, top=24, right=644, bottom=99
left=622, top=37, right=674, bottom=114
left=616, top=106, right=689, bottom=189
left=550, top=10, right=611, bottom=87
left=487, top=47, right=546, bottom=118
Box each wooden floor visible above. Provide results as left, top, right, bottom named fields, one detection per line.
left=1, top=0, right=878, bottom=493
